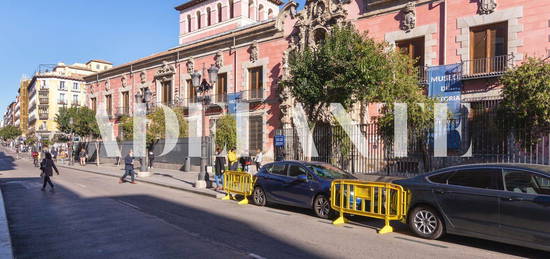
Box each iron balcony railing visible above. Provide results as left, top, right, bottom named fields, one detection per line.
left=241, top=88, right=264, bottom=102
left=39, top=112, right=48, bottom=120
left=462, top=54, right=513, bottom=79
left=39, top=97, right=49, bottom=104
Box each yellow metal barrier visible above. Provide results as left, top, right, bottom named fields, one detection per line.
left=222, top=171, right=256, bottom=205
left=330, top=180, right=408, bottom=234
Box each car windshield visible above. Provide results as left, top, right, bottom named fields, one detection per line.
left=306, top=164, right=352, bottom=179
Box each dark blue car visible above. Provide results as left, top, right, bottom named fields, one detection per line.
left=252, top=160, right=356, bottom=218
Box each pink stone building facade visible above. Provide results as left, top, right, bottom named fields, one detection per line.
left=84, top=0, right=550, bottom=162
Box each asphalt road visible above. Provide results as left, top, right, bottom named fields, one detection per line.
left=0, top=151, right=548, bottom=259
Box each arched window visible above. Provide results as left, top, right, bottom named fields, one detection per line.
left=229, top=0, right=234, bottom=19
left=258, top=4, right=264, bottom=21
left=187, top=14, right=192, bottom=32
left=268, top=8, right=273, bottom=18
left=196, top=11, right=201, bottom=29
left=217, top=3, right=223, bottom=22
left=206, top=7, right=211, bottom=26
left=248, top=0, right=254, bottom=19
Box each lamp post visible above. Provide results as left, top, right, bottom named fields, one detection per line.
left=191, top=63, right=219, bottom=188
left=68, top=117, right=74, bottom=166
left=135, top=88, right=153, bottom=173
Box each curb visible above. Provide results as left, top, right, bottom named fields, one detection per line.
left=58, top=165, right=225, bottom=199
left=0, top=188, right=14, bottom=259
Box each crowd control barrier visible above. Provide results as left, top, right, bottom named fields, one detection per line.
left=222, top=171, right=256, bottom=205
left=330, top=180, right=408, bottom=234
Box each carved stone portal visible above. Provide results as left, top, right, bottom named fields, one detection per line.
left=155, top=61, right=175, bottom=82
left=214, top=51, right=224, bottom=68
left=478, top=0, right=497, bottom=15
left=250, top=41, right=259, bottom=63
left=401, top=2, right=416, bottom=32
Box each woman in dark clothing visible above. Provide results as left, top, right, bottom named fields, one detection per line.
left=214, top=148, right=226, bottom=191
left=40, top=152, right=59, bottom=192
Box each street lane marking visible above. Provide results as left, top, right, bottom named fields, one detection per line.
left=394, top=236, right=448, bottom=248
left=248, top=253, right=267, bottom=259
left=116, top=200, right=141, bottom=211
left=266, top=209, right=291, bottom=216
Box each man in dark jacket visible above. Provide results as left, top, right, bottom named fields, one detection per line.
left=40, top=152, right=59, bottom=192
left=119, top=150, right=137, bottom=184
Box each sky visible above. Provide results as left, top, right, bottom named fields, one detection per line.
left=0, top=0, right=306, bottom=115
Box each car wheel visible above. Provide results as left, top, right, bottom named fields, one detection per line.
left=313, top=194, right=331, bottom=219
left=253, top=186, right=267, bottom=206
left=409, top=206, right=445, bottom=240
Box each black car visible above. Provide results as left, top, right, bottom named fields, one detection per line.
left=394, top=163, right=550, bottom=252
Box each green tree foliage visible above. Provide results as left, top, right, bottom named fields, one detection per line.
left=0, top=125, right=22, bottom=140
left=55, top=106, right=100, bottom=139
left=499, top=57, right=550, bottom=146
left=215, top=114, right=236, bottom=150
left=120, top=107, right=188, bottom=145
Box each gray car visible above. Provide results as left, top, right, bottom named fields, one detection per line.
left=394, top=163, right=550, bottom=252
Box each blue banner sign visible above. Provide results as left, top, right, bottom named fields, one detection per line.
left=228, top=92, right=242, bottom=114
left=428, top=64, right=463, bottom=150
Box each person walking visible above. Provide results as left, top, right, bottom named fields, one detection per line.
left=254, top=149, right=263, bottom=172
left=40, top=152, right=59, bottom=192
left=227, top=148, right=238, bottom=171
left=79, top=148, right=87, bottom=166
left=119, top=150, right=137, bottom=184
left=148, top=150, right=155, bottom=169
left=214, top=147, right=226, bottom=191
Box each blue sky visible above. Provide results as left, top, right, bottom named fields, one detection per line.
left=0, top=0, right=306, bottom=115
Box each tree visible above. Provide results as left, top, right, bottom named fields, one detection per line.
left=120, top=107, right=189, bottom=146
left=0, top=125, right=22, bottom=141
left=55, top=106, right=99, bottom=139
left=215, top=114, right=236, bottom=150
left=499, top=57, right=550, bottom=146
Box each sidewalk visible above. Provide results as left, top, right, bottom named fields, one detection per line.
left=58, top=163, right=226, bottom=199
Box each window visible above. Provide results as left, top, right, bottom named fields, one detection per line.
left=122, top=91, right=130, bottom=114
left=106, top=94, right=113, bottom=115
left=429, top=172, right=453, bottom=184
left=470, top=22, right=508, bottom=73
left=41, top=80, right=47, bottom=89
left=229, top=0, right=234, bottom=19
left=216, top=73, right=227, bottom=102
left=196, top=11, right=202, bottom=29
left=58, top=93, right=65, bottom=104
left=396, top=37, right=425, bottom=67
left=91, top=97, right=97, bottom=112
left=249, top=115, right=263, bottom=154
left=504, top=170, right=550, bottom=195
left=96, top=64, right=100, bottom=70
left=161, top=81, right=172, bottom=104
left=187, top=79, right=196, bottom=103
left=73, top=82, right=79, bottom=91
left=59, top=81, right=66, bottom=90
left=268, top=163, right=287, bottom=175
left=258, top=4, right=264, bottom=21
left=288, top=165, right=308, bottom=177
left=207, top=7, right=212, bottom=26
left=187, top=15, right=192, bottom=32
left=268, top=9, right=273, bottom=19
left=248, top=67, right=263, bottom=99
left=217, top=3, right=223, bottom=22
left=72, top=95, right=78, bottom=105
left=248, top=0, right=254, bottom=19
left=447, top=169, right=501, bottom=190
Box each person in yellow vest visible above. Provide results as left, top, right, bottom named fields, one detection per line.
left=227, top=147, right=238, bottom=171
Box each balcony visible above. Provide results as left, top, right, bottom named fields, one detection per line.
left=39, top=89, right=49, bottom=97
left=241, top=88, right=264, bottom=102
left=71, top=101, right=80, bottom=107
left=39, top=112, right=48, bottom=120
left=39, top=97, right=49, bottom=104
left=462, top=54, right=513, bottom=79
left=115, top=106, right=130, bottom=117
left=58, top=100, right=67, bottom=105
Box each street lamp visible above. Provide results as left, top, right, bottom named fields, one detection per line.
left=135, top=88, right=153, bottom=173
left=191, top=63, right=218, bottom=188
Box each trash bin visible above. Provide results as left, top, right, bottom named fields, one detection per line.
left=184, top=157, right=191, bottom=172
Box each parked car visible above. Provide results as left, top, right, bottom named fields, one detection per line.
left=252, top=161, right=356, bottom=218
left=394, top=163, right=550, bottom=252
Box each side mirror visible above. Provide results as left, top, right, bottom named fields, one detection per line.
left=296, top=174, right=308, bottom=182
